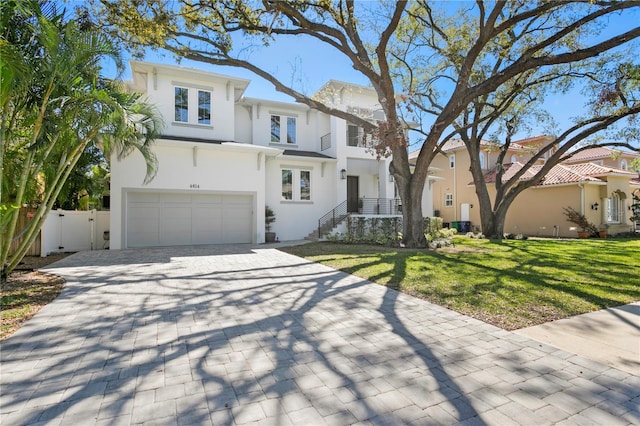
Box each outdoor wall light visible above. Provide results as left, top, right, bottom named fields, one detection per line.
left=340, top=169, right=347, bottom=180
left=591, top=202, right=599, bottom=211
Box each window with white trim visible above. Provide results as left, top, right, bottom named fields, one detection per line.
left=445, top=193, right=453, bottom=207
left=621, top=159, right=628, bottom=171
left=347, top=124, right=363, bottom=147
left=607, top=193, right=621, bottom=223
left=282, top=169, right=311, bottom=201
left=510, top=154, right=517, bottom=163
left=174, top=86, right=212, bottom=125
left=198, top=90, right=211, bottom=124
left=174, top=87, right=189, bottom=122
left=479, top=152, right=486, bottom=170
left=271, top=115, right=297, bottom=144
left=449, top=155, right=455, bottom=169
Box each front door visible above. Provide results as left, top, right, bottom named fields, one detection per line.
left=347, top=176, right=359, bottom=213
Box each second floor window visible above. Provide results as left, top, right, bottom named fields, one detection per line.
left=175, top=87, right=189, bottom=122
left=479, top=152, right=486, bottom=170
left=198, top=90, right=211, bottom=124
left=271, top=115, right=297, bottom=144
left=347, top=124, right=362, bottom=147
left=174, top=87, right=212, bottom=125
left=449, top=155, right=455, bottom=169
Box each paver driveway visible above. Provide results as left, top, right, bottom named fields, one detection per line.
left=1, top=245, right=638, bottom=425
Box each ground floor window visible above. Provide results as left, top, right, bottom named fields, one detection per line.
left=607, top=193, right=621, bottom=223
left=282, top=169, right=311, bottom=201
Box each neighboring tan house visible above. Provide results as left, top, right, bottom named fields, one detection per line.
left=413, top=138, right=639, bottom=237
left=109, top=61, right=405, bottom=249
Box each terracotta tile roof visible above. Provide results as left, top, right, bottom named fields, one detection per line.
left=563, top=146, right=640, bottom=163
left=511, top=135, right=555, bottom=146
left=479, top=162, right=634, bottom=186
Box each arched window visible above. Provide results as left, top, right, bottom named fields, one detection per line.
left=510, top=154, right=517, bottom=163
left=607, top=192, right=621, bottom=223
left=479, top=152, right=486, bottom=170
left=621, top=159, right=628, bottom=171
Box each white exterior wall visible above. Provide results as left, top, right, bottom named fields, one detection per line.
left=265, top=157, right=337, bottom=241
left=110, top=61, right=436, bottom=248
left=110, top=140, right=280, bottom=249
left=138, top=66, right=242, bottom=142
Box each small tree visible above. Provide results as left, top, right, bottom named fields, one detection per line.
left=563, top=207, right=598, bottom=236
left=265, top=206, right=276, bottom=232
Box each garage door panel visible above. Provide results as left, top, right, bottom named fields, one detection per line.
left=126, top=192, right=252, bottom=248
left=192, top=206, right=223, bottom=244
left=159, top=206, right=192, bottom=245
left=222, top=206, right=251, bottom=243
left=127, top=205, right=160, bottom=248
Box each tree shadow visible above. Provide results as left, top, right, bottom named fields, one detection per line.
left=1, top=245, right=638, bottom=425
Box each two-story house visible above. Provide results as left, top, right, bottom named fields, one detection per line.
left=416, top=137, right=639, bottom=237
left=109, top=61, right=400, bottom=249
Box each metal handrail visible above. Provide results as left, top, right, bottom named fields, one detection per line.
left=317, top=201, right=348, bottom=238
left=321, top=133, right=331, bottom=151
left=358, top=198, right=402, bottom=215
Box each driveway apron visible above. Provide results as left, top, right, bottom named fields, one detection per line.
left=1, top=245, right=638, bottom=425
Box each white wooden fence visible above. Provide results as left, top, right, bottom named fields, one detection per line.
left=40, top=210, right=110, bottom=257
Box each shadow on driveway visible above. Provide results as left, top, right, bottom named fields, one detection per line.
left=1, top=246, right=638, bottom=425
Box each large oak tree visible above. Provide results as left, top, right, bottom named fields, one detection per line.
left=98, top=0, right=640, bottom=247
left=395, top=1, right=640, bottom=238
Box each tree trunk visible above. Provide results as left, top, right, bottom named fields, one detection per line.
left=402, top=181, right=427, bottom=248
left=394, top=164, right=427, bottom=248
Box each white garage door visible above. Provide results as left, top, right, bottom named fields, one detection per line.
left=126, top=193, right=252, bottom=248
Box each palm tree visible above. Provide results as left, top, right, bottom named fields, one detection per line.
left=1, top=0, right=162, bottom=276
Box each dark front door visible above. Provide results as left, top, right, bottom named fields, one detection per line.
left=347, top=176, right=359, bottom=213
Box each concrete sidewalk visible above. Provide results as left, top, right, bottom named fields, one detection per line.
left=1, top=245, right=639, bottom=425
left=517, top=302, right=640, bottom=376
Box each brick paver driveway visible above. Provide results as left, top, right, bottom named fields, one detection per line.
left=1, top=245, right=638, bottom=425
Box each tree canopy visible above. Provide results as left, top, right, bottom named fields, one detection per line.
left=97, top=0, right=640, bottom=245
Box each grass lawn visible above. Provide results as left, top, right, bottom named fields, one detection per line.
left=281, top=237, right=640, bottom=330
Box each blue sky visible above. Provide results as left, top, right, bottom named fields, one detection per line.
left=97, top=2, right=639, bottom=145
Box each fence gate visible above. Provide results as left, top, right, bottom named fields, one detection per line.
left=41, top=210, right=110, bottom=256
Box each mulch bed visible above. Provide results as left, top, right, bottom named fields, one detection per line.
left=1, top=254, right=72, bottom=340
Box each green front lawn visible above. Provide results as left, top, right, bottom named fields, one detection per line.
left=281, top=238, right=640, bottom=330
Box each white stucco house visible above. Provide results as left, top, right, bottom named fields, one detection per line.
left=109, top=61, right=429, bottom=249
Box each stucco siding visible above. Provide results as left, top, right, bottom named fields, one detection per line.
left=265, top=158, right=337, bottom=241
left=110, top=141, right=268, bottom=249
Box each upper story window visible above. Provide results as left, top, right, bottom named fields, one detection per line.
left=510, top=154, right=517, bottom=163
left=479, top=152, right=486, bottom=170
left=449, top=154, right=455, bottom=169
left=282, top=169, right=311, bottom=201
left=347, top=124, right=362, bottom=147
left=271, top=115, right=297, bottom=144
left=621, top=159, right=628, bottom=171
left=198, top=90, right=211, bottom=124
left=174, top=86, right=212, bottom=126
left=175, top=87, right=189, bottom=122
